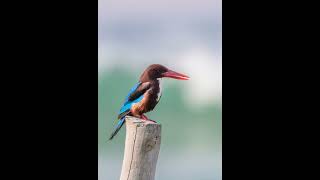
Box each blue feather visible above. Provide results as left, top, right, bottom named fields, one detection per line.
left=109, top=82, right=143, bottom=140
left=118, top=82, right=143, bottom=115
left=123, top=82, right=141, bottom=104
left=109, top=117, right=125, bottom=140
left=119, top=95, right=144, bottom=114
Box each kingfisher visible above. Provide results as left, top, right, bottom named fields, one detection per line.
left=109, top=64, right=189, bottom=140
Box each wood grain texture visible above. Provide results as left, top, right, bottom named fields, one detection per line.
left=120, top=116, right=161, bottom=180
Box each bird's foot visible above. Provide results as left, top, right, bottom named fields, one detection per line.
left=141, top=114, right=148, bottom=120
left=141, top=114, right=157, bottom=123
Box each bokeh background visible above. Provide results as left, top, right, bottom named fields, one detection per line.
left=98, top=0, right=221, bottom=179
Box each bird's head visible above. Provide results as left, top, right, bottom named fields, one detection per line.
left=140, top=64, right=190, bottom=82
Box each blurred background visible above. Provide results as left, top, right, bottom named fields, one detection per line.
left=98, top=0, right=221, bottom=179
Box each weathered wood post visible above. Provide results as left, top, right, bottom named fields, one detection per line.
left=119, top=116, right=161, bottom=180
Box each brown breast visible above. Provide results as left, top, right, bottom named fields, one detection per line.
left=131, top=80, right=161, bottom=115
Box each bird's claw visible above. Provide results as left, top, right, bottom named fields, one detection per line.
left=141, top=114, right=157, bottom=123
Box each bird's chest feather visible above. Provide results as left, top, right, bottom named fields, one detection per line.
left=156, top=78, right=162, bottom=102
left=133, top=80, right=162, bottom=113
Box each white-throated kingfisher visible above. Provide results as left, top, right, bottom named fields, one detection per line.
left=109, top=64, right=189, bottom=140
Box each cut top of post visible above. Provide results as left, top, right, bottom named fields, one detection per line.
left=125, top=116, right=160, bottom=126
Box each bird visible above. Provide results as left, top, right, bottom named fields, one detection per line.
left=109, top=64, right=189, bottom=140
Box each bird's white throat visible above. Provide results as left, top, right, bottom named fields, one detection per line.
left=156, top=78, right=162, bottom=101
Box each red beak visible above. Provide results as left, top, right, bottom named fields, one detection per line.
left=161, top=70, right=190, bottom=80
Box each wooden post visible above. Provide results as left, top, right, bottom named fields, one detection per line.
left=119, top=116, right=161, bottom=180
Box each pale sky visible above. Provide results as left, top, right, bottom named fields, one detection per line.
left=99, top=0, right=221, bottom=21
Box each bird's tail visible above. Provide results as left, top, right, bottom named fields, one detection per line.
left=109, top=117, right=125, bottom=140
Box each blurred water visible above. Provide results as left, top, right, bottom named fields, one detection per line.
left=98, top=71, right=221, bottom=180
left=99, top=153, right=221, bottom=180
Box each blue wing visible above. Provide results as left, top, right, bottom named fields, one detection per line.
left=123, top=82, right=141, bottom=105
left=109, top=82, right=145, bottom=140
left=118, top=82, right=144, bottom=116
